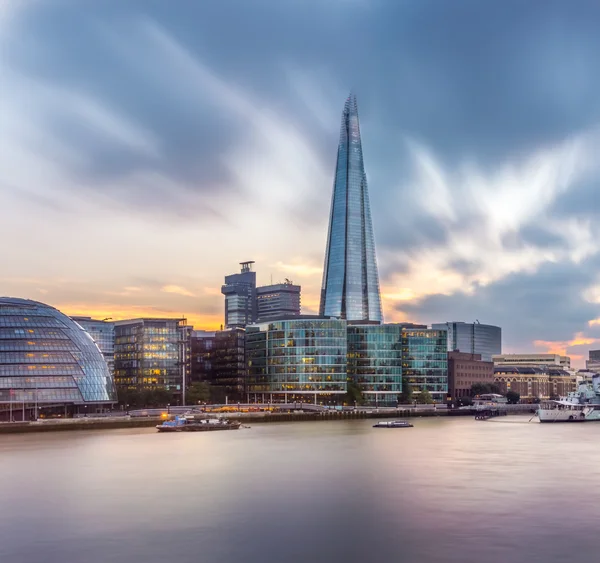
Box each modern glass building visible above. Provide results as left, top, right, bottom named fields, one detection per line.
left=71, top=316, right=114, bottom=376
left=222, top=261, right=257, bottom=329
left=246, top=318, right=347, bottom=403
left=401, top=327, right=448, bottom=402
left=114, top=318, right=190, bottom=400
left=0, top=298, right=116, bottom=417
left=431, top=322, right=501, bottom=362
left=211, top=328, right=247, bottom=401
left=347, top=324, right=403, bottom=405
left=320, top=94, right=383, bottom=323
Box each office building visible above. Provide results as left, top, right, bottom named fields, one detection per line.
left=190, top=330, right=216, bottom=383
left=493, top=354, right=571, bottom=369
left=256, top=280, right=301, bottom=321
left=586, top=350, right=600, bottom=371
left=221, top=261, right=257, bottom=329
left=0, top=298, right=116, bottom=418
left=431, top=322, right=501, bottom=362
left=320, top=94, right=383, bottom=323
left=247, top=317, right=347, bottom=403
left=347, top=324, right=404, bottom=405
left=447, top=351, right=495, bottom=399
left=191, top=329, right=247, bottom=401
left=212, top=329, right=246, bottom=401
left=401, top=326, right=448, bottom=403
left=114, top=318, right=190, bottom=401
left=494, top=365, right=576, bottom=401
left=72, top=316, right=115, bottom=376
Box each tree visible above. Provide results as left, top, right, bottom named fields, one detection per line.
left=186, top=382, right=211, bottom=405
left=506, top=390, right=520, bottom=404
left=398, top=377, right=414, bottom=404
left=456, top=396, right=473, bottom=407
left=471, top=382, right=501, bottom=397
left=345, top=378, right=364, bottom=405
left=416, top=388, right=434, bottom=404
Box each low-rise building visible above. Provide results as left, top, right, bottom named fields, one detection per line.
left=493, top=365, right=576, bottom=401
left=447, top=351, right=494, bottom=399
left=493, top=353, right=571, bottom=369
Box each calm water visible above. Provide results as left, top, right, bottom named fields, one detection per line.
left=1, top=417, right=599, bottom=562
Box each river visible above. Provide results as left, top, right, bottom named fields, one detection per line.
left=1, top=416, right=599, bottom=562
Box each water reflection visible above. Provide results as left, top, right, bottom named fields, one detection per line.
left=1, top=418, right=599, bottom=562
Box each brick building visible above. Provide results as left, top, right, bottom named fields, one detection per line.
left=448, top=351, right=495, bottom=399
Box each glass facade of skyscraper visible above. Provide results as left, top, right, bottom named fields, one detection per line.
left=402, top=328, right=448, bottom=402
left=320, top=94, right=383, bottom=323
left=431, top=322, right=501, bottom=362
left=247, top=318, right=347, bottom=403
left=347, top=324, right=403, bottom=405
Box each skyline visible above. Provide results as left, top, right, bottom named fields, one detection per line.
left=3, top=1, right=600, bottom=366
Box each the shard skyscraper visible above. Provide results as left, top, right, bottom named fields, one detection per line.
left=319, top=94, right=383, bottom=323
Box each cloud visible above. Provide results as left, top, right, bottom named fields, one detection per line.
left=3, top=0, right=600, bottom=369
left=161, top=285, right=196, bottom=298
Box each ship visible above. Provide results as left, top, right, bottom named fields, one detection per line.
left=537, top=375, right=600, bottom=423
left=373, top=420, right=413, bottom=428
left=156, top=414, right=241, bottom=432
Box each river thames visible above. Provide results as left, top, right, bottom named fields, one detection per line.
left=1, top=417, right=599, bottom=562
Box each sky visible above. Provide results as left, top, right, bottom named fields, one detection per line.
left=2, top=0, right=600, bottom=366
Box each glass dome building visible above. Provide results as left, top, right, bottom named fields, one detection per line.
left=0, top=298, right=117, bottom=412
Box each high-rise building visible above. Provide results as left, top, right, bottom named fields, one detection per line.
left=113, top=318, right=190, bottom=401
left=586, top=350, right=600, bottom=371
left=256, top=280, right=301, bottom=321
left=320, top=94, right=383, bottom=323
left=221, top=261, right=257, bottom=329
left=71, top=316, right=115, bottom=376
left=432, top=322, right=501, bottom=362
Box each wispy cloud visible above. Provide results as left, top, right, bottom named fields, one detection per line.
left=161, top=285, right=196, bottom=298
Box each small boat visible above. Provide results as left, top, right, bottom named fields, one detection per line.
left=156, top=415, right=186, bottom=432
left=156, top=414, right=241, bottom=432
left=373, top=420, right=413, bottom=428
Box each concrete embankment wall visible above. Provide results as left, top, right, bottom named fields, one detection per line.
left=0, top=417, right=162, bottom=434
left=0, top=408, right=490, bottom=434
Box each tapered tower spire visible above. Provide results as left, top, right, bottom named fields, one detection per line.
left=319, top=94, right=383, bottom=323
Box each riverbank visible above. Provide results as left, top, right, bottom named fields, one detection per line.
left=0, top=408, right=484, bottom=434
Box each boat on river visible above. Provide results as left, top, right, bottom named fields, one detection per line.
left=538, top=375, right=600, bottom=423
left=373, top=420, right=413, bottom=428
left=156, top=415, right=241, bottom=432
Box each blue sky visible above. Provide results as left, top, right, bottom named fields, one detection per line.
left=2, top=0, right=600, bottom=365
